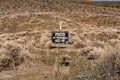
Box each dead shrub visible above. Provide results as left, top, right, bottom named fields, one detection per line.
left=72, top=41, right=85, bottom=49
left=90, top=41, right=105, bottom=48
left=44, top=41, right=53, bottom=49
left=40, top=51, right=55, bottom=66
left=0, top=46, right=24, bottom=71
left=80, top=47, right=92, bottom=56
left=79, top=43, right=120, bottom=80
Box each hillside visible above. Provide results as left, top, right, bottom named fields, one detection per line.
left=0, top=0, right=120, bottom=80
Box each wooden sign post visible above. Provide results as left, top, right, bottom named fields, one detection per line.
left=53, top=21, right=69, bottom=79
left=52, top=22, right=69, bottom=43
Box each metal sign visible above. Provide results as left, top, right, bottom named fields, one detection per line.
left=52, top=31, right=68, bottom=43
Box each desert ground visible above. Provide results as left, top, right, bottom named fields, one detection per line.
left=0, top=0, right=120, bottom=80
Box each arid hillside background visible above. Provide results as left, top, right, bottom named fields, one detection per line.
left=0, top=0, right=120, bottom=80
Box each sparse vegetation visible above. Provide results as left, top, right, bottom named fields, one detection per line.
left=0, top=0, right=120, bottom=80
left=78, top=43, right=120, bottom=80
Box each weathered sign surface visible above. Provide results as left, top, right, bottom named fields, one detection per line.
left=52, top=31, right=68, bottom=43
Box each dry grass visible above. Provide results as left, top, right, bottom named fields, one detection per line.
left=81, top=43, right=120, bottom=80
left=0, top=42, right=30, bottom=72
left=0, top=33, right=120, bottom=80
left=0, top=22, right=120, bottom=80
left=0, top=0, right=119, bottom=80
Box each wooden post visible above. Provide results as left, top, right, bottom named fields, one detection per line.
left=60, top=21, right=62, bottom=30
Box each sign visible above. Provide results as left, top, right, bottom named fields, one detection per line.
left=52, top=31, right=68, bottom=43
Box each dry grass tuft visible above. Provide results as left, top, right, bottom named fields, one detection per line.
left=72, top=41, right=86, bottom=49
left=76, top=43, right=120, bottom=80
left=0, top=44, right=24, bottom=71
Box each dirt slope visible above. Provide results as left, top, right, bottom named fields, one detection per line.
left=0, top=0, right=120, bottom=80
